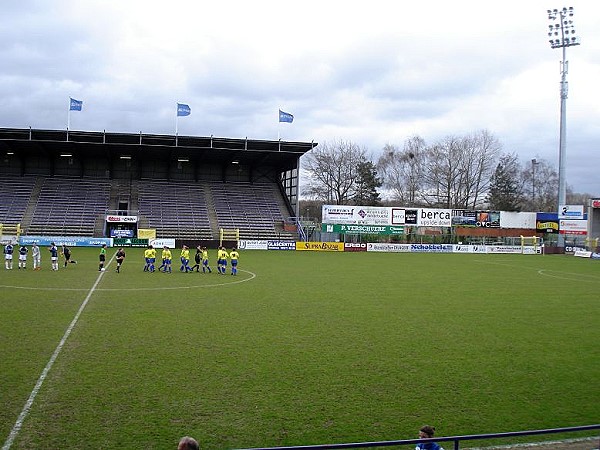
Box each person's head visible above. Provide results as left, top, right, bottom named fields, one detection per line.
left=148, top=244, right=153, bottom=249
left=102, top=244, right=107, bottom=248
left=178, top=436, right=199, bottom=450
left=419, top=425, right=436, bottom=439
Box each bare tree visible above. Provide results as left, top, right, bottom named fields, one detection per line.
left=377, top=136, right=426, bottom=205
left=520, top=158, right=559, bottom=212
left=302, top=139, right=367, bottom=204
left=422, top=135, right=464, bottom=208
left=423, top=130, right=500, bottom=209
left=462, top=130, right=501, bottom=208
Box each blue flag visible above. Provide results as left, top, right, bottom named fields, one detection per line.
left=279, top=109, right=294, bottom=123
left=177, top=103, right=191, bottom=116
left=69, top=98, right=83, bottom=111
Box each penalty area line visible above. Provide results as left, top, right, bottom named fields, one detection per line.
left=2, top=253, right=115, bottom=450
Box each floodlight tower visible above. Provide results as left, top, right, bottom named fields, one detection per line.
left=547, top=6, right=580, bottom=247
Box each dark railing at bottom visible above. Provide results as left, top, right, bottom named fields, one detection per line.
left=235, top=424, right=600, bottom=450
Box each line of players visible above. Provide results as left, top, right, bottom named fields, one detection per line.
left=3, top=242, right=76, bottom=271
left=143, top=245, right=239, bottom=275
left=4, top=242, right=240, bottom=275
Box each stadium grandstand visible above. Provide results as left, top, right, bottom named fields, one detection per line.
left=0, top=127, right=316, bottom=241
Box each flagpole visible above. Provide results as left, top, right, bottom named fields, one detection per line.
left=67, top=104, right=70, bottom=142
left=175, top=107, right=179, bottom=146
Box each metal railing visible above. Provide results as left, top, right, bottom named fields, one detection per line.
left=235, top=424, right=599, bottom=450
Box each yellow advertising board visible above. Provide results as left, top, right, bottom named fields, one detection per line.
left=137, top=229, right=157, bottom=239
left=295, top=241, right=344, bottom=252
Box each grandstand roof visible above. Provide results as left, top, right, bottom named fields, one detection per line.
left=0, top=127, right=316, bottom=172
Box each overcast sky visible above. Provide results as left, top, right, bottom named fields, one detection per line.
left=2, top=0, right=599, bottom=195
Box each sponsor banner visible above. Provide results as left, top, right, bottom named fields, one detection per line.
left=418, top=209, right=452, bottom=227
left=559, top=204, right=584, bottom=220
left=471, top=245, right=487, bottom=254
left=344, top=242, right=367, bottom=252
left=322, top=205, right=356, bottom=224
left=295, top=241, right=344, bottom=252
left=267, top=240, right=295, bottom=251
left=150, top=238, right=176, bottom=248
left=404, top=209, right=418, bottom=225
left=574, top=250, right=592, bottom=258
left=19, top=236, right=113, bottom=247
left=452, top=210, right=477, bottom=227
left=559, top=219, right=588, bottom=235
left=410, top=243, right=453, bottom=253
left=322, top=205, right=391, bottom=225
left=591, top=252, right=600, bottom=260
left=522, top=246, right=539, bottom=255
left=592, top=199, right=600, bottom=208
left=367, top=243, right=411, bottom=252
left=322, top=224, right=404, bottom=235
left=500, top=211, right=536, bottom=229
left=565, top=246, right=586, bottom=253
left=453, top=244, right=472, bottom=253
left=110, top=228, right=135, bottom=238
left=475, top=211, right=500, bottom=228
left=137, top=229, right=156, bottom=239
left=106, top=214, right=138, bottom=223
left=537, top=221, right=559, bottom=233
left=486, top=245, right=523, bottom=254
left=239, top=240, right=269, bottom=250
left=1, top=236, right=18, bottom=245
left=113, top=238, right=149, bottom=247
left=391, top=208, right=406, bottom=225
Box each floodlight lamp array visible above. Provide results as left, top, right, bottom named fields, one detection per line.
left=547, top=6, right=579, bottom=49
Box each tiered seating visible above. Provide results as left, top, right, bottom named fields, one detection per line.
left=209, top=182, right=286, bottom=239
left=28, top=177, right=111, bottom=236
left=0, top=175, right=36, bottom=225
left=138, top=180, right=212, bottom=239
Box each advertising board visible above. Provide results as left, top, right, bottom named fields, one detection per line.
left=343, top=242, right=367, bottom=252
left=295, top=241, right=344, bottom=252
left=366, top=243, right=411, bottom=252
left=559, top=220, right=588, bottom=235
left=239, top=240, right=269, bottom=250
left=20, top=236, right=113, bottom=247
left=267, top=240, right=295, bottom=251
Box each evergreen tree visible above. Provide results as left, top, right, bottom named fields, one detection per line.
left=486, top=153, right=524, bottom=211
left=353, top=161, right=382, bottom=205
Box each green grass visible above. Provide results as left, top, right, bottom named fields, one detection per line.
left=1, top=249, right=599, bottom=449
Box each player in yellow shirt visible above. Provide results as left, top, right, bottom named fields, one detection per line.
left=201, top=247, right=212, bottom=274
left=217, top=246, right=229, bottom=274
left=229, top=248, right=239, bottom=275
left=144, top=245, right=156, bottom=272
left=180, top=245, right=192, bottom=273
left=158, top=246, right=172, bottom=273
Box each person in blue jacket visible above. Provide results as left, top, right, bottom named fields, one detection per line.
left=416, top=425, right=444, bottom=450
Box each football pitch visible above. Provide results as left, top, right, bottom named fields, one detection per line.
left=1, top=249, right=598, bottom=449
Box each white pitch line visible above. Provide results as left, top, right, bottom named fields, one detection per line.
left=1, top=254, right=115, bottom=450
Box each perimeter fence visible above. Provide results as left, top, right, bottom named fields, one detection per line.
left=235, top=424, right=600, bottom=450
